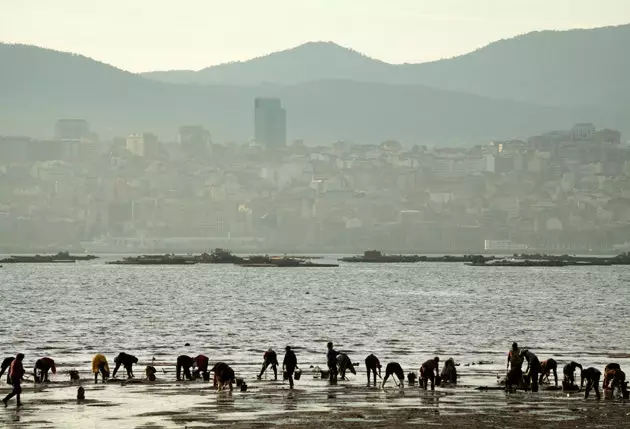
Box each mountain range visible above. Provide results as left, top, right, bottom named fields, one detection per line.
left=1, top=24, right=629, bottom=144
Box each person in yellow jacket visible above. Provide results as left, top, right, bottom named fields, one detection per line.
left=92, top=354, right=110, bottom=384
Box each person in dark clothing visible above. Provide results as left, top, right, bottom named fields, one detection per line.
left=194, top=354, right=210, bottom=381
left=112, top=352, right=138, bottom=378
left=0, top=357, right=14, bottom=384
left=382, top=362, right=404, bottom=388
left=521, top=350, right=541, bottom=392
left=336, top=353, right=356, bottom=380
left=505, top=342, right=524, bottom=391
left=581, top=367, right=601, bottom=399
left=603, top=364, right=628, bottom=398
left=34, top=357, right=56, bottom=383
left=539, top=358, right=558, bottom=387
left=176, top=355, right=195, bottom=381
left=365, top=354, right=381, bottom=385
left=211, top=362, right=235, bottom=391
left=563, top=361, right=582, bottom=389
left=327, top=342, right=339, bottom=383
left=3, top=353, right=25, bottom=408
left=440, top=358, right=458, bottom=385
left=283, top=346, right=298, bottom=389
left=257, top=348, right=279, bottom=380
left=420, top=357, right=440, bottom=390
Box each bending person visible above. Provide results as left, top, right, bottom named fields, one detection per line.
left=382, top=362, right=404, bottom=388
left=521, top=350, right=541, bottom=392
left=211, top=362, right=235, bottom=391
left=365, top=354, right=381, bottom=385
left=34, top=357, right=56, bottom=383
left=258, top=348, right=279, bottom=380
left=176, top=355, right=194, bottom=381
left=92, top=354, right=110, bottom=384
left=440, top=358, right=457, bottom=385
left=336, top=353, right=356, bottom=380
left=581, top=367, right=601, bottom=400
left=563, top=361, right=582, bottom=389
left=0, top=356, right=15, bottom=384
left=112, top=352, right=138, bottom=379
left=420, top=357, right=440, bottom=390
left=539, top=358, right=558, bottom=387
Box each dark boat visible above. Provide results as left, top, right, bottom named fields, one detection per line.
left=340, top=250, right=492, bottom=264
left=514, top=252, right=630, bottom=266
left=107, top=255, right=198, bottom=265
left=0, top=251, right=98, bottom=263
left=196, top=249, right=245, bottom=264
left=239, top=257, right=338, bottom=268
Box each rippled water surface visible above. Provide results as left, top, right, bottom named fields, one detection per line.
left=2, top=259, right=630, bottom=381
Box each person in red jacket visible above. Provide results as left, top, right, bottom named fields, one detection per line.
left=3, top=353, right=25, bottom=407
left=194, top=354, right=210, bottom=381
left=34, top=357, right=57, bottom=383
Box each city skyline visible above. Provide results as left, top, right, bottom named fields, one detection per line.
left=1, top=0, right=629, bottom=72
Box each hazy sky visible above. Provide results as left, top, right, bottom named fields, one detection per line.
left=1, top=0, right=629, bottom=73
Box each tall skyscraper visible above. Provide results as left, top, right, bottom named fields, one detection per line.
left=255, top=98, right=286, bottom=148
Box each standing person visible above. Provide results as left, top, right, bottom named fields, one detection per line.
left=257, top=348, right=279, bottom=380
left=581, top=367, right=601, bottom=400
left=365, top=354, right=381, bottom=386
left=176, top=355, right=195, bottom=381
left=112, top=352, right=138, bottom=379
left=521, top=350, right=541, bottom=392
left=539, top=358, right=558, bottom=387
left=2, top=353, right=25, bottom=408
left=563, top=361, right=582, bottom=389
left=382, top=362, right=405, bottom=388
left=420, top=357, right=440, bottom=390
left=283, top=346, right=298, bottom=389
left=194, top=354, right=210, bottom=381
left=92, top=354, right=110, bottom=384
left=0, top=356, right=14, bottom=384
left=327, top=342, right=339, bottom=383
left=33, top=357, right=56, bottom=383
left=506, top=342, right=523, bottom=390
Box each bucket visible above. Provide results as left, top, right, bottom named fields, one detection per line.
left=203, top=372, right=210, bottom=382
left=294, top=370, right=302, bottom=380
left=240, top=382, right=248, bottom=392
left=236, top=378, right=243, bottom=387
left=604, top=388, right=613, bottom=400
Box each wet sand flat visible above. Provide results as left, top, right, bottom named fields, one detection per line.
left=2, top=379, right=629, bottom=428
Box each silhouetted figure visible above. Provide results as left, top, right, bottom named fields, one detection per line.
left=283, top=346, right=298, bottom=389
left=0, top=357, right=14, bottom=384
left=539, top=358, right=558, bottom=387
left=176, top=355, right=195, bottom=381
left=211, top=362, right=235, bottom=391
left=382, top=362, right=404, bottom=388
left=327, top=342, right=339, bottom=382
left=112, top=352, right=138, bottom=378
left=92, top=354, right=110, bottom=384
left=77, top=386, right=85, bottom=402
left=194, top=354, right=209, bottom=381
left=365, top=354, right=381, bottom=385
left=34, top=357, right=56, bottom=383
left=563, top=361, right=582, bottom=389
left=521, top=350, right=541, bottom=392
left=3, top=353, right=25, bottom=408
left=506, top=342, right=523, bottom=391
left=337, top=353, right=356, bottom=380
left=420, top=357, right=440, bottom=390
left=440, top=358, right=458, bottom=385
left=258, top=348, right=278, bottom=380
left=581, top=367, right=601, bottom=399
left=145, top=366, right=157, bottom=381
left=603, top=363, right=628, bottom=398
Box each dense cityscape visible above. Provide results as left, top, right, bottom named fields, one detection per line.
left=1, top=98, right=628, bottom=254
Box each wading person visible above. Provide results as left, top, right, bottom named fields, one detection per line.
left=3, top=353, right=25, bottom=408
left=194, top=354, right=210, bottom=381
left=521, top=350, right=541, bottom=392
left=563, top=361, right=582, bottom=389
left=0, top=356, right=14, bottom=384
left=506, top=342, right=523, bottom=390
left=34, top=357, right=56, bottom=383
left=365, top=354, right=381, bottom=385
left=257, top=348, right=278, bottom=380
left=539, top=358, right=558, bottom=387
left=327, top=342, right=339, bottom=383
left=92, top=353, right=110, bottom=384
left=176, top=355, right=194, bottom=381
left=112, top=352, right=138, bottom=379
left=603, top=364, right=628, bottom=398
left=440, top=358, right=458, bottom=385
left=211, top=362, right=235, bottom=391
left=581, top=367, right=601, bottom=400
left=336, top=353, right=356, bottom=380
left=420, top=357, right=440, bottom=390
left=283, top=346, right=298, bottom=389
left=382, top=362, right=404, bottom=388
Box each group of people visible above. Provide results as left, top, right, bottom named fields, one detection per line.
left=1, top=342, right=627, bottom=408
left=505, top=342, right=629, bottom=400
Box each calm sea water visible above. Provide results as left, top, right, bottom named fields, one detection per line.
left=1, top=258, right=629, bottom=384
